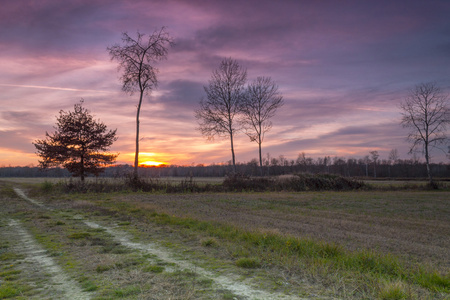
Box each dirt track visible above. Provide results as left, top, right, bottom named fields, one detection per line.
left=1, top=188, right=306, bottom=299
left=2, top=218, right=90, bottom=299
left=1, top=185, right=448, bottom=299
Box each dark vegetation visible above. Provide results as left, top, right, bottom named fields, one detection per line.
left=15, top=173, right=448, bottom=194
left=2, top=157, right=449, bottom=179
left=31, top=173, right=367, bottom=193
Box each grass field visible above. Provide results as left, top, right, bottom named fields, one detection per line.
left=0, top=178, right=448, bottom=299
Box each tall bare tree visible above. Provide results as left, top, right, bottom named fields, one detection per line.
left=108, top=27, right=173, bottom=179
left=195, top=58, right=247, bottom=173
left=400, top=82, right=449, bottom=185
left=242, top=77, right=283, bottom=175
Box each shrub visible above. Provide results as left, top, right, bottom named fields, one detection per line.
left=222, top=173, right=365, bottom=192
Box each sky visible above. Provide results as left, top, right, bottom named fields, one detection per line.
left=1, top=0, right=449, bottom=167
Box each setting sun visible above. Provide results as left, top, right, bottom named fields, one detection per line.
left=139, top=161, right=166, bottom=167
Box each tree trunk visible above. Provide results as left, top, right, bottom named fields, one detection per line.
left=425, top=142, right=433, bottom=185
left=258, top=129, right=263, bottom=175
left=230, top=130, right=236, bottom=174
left=258, top=141, right=263, bottom=176
left=134, top=91, right=143, bottom=179
left=80, top=153, right=85, bottom=182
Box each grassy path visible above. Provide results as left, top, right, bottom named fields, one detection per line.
left=1, top=182, right=448, bottom=299
left=3, top=218, right=90, bottom=299
left=5, top=187, right=305, bottom=299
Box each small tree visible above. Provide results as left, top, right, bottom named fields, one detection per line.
left=108, top=27, right=173, bottom=179
left=400, top=82, right=449, bottom=185
left=388, top=148, right=399, bottom=177
left=195, top=58, right=247, bottom=173
left=33, top=101, right=118, bottom=181
left=242, top=77, right=283, bottom=175
left=369, top=150, right=379, bottom=178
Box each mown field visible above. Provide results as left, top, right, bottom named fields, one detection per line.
left=0, top=178, right=448, bottom=299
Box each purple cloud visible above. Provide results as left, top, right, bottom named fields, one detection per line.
left=1, top=0, right=449, bottom=166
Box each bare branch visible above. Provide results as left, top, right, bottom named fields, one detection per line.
left=107, top=27, right=173, bottom=178
left=195, top=58, right=247, bottom=172
left=241, top=76, right=284, bottom=172
left=399, top=82, right=449, bottom=184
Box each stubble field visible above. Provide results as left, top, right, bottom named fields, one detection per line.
left=0, top=178, right=448, bottom=299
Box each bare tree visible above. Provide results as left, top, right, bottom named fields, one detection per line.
left=388, top=148, right=399, bottom=177
left=108, top=27, right=173, bottom=179
left=369, top=150, right=379, bottom=178
left=242, top=77, right=283, bottom=175
left=400, top=82, right=449, bottom=185
left=195, top=58, right=247, bottom=173
left=388, top=148, right=399, bottom=164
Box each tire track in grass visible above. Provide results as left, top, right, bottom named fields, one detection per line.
left=5, top=218, right=90, bottom=300
left=83, top=220, right=302, bottom=300
left=13, top=187, right=49, bottom=210
left=14, top=188, right=305, bottom=300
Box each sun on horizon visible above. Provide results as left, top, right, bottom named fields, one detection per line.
left=139, top=160, right=167, bottom=167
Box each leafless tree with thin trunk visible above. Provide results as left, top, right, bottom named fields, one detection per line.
left=242, top=77, right=283, bottom=175
left=195, top=58, right=247, bottom=173
left=107, top=27, right=173, bottom=179
left=400, top=82, right=449, bottom=186
left=388, top=148, right=399, bottom=177
left=369, top=150, right=379, bottom=178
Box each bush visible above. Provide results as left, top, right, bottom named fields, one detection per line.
left=222, top=173, right=365, bottom=192
left=222, top=173, right=273, bottom=192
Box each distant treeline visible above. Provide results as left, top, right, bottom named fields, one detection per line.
left=1, top=156, right=449, bottom=178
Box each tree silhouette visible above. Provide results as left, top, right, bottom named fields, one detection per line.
left=33, top=100, right=118, bottom=181
left=400, top=82, right=449, bottom=186
left=242, top=77, right=283, bottom=175
left=108, top=27, right=173, bottom=179
left=195, top=58, right=247, bottom=173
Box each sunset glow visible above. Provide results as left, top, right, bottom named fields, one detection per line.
left=1, top=1, right=449, bottom=167
left=139, top=161, right=167, bottom=167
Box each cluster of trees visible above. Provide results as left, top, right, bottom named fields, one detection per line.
left=31, top=26, right=449, bottom=185
left=2, top=154, right=449, bottom=178
left=195, top=58, right=283, bottom=175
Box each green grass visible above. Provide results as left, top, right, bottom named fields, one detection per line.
left=78, top=276, right=98, bottom=292
left=101, top=201, right=449, bottom=294
left=0, top=282, right=21, bottom=299
left=200, top=237, right=218, bottom=247
left=67, top=232, right=91, bottom=239
left=143, top=264, right=165, bottom=273
left=0, top=252, right=24, bottom=261
left=113, top=285, right=141, bottom=297
left=10, top=182, right=449, bottom=299
left=378, top=280, right=410, bottom=299
left=235, top=257, right=261, bottom=268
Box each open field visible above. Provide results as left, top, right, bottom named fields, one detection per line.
left=0, top=178, right=448, bottom=299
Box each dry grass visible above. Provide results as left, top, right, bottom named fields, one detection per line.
left=101, top=190, right=449, bottom=273
left=1, top=180, right=449, bottom=299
